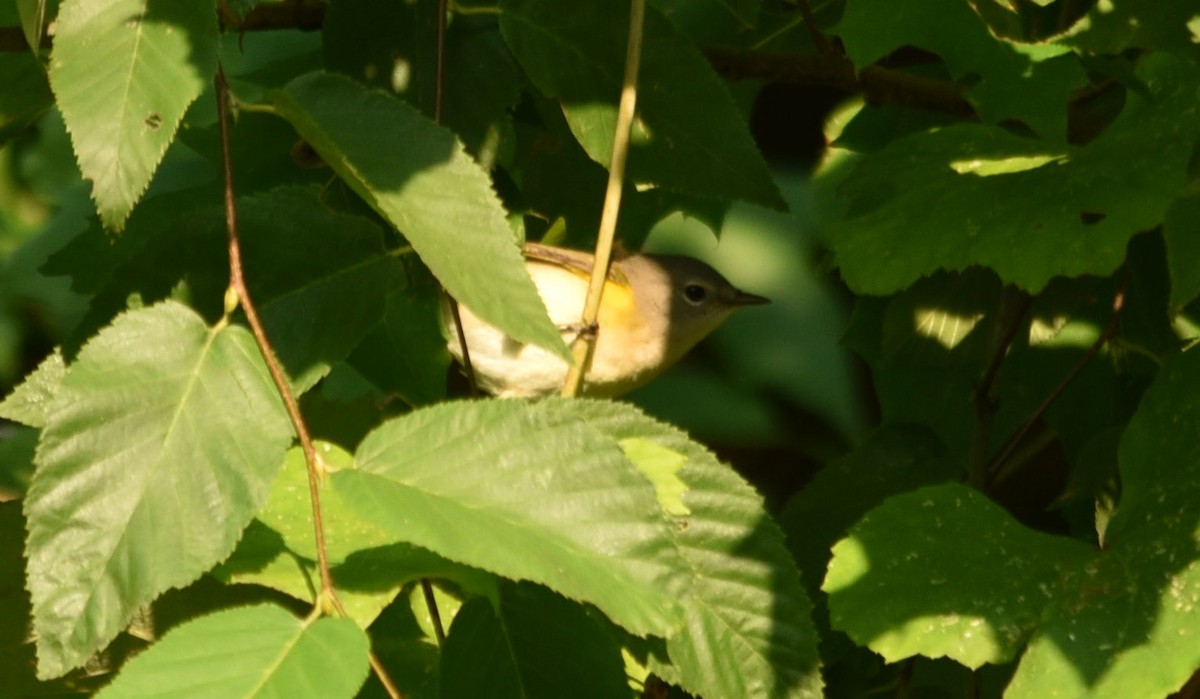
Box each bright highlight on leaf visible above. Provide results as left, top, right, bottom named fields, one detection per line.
left=93, top=604, right=370, bottom=699
left=949, top=154, right=1065, bottom=176
left=620, top=437, right=691, bottom=516
left=25, top=301, right=293, bottom=678
left=49, top=0, right=218, bottom=230
left=913, top=308, right=984, bottom=350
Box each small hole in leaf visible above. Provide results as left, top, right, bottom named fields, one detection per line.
left=1080, top=212, right=1106, bottom=225
left=144, top=113, right=162, bottom=130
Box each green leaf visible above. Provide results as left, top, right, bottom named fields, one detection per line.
left=1061, top=0, right=1200, bottom=54
left=778, top=426, right=955, bottom=599
left=574, top=400, right=824, bottom=699
left=440, top=582, right=629, bottom=699
left=654, top=0, right=762, bottom=28
left=49, top=0, right=219, bottom=230
left=0, top=427, right=38, bottom=499
left=52, top=187, right=393, bottom=393
left=619, top=437, right=690, bottom=516
left=438, top=598, right=522, bottom=699
left=825, top=483, right=1095, bottom=667
left=332, top=398, right=687, bottom=638
left=15, top=0, right=56, bottom=52
left=500, top=0, right=784, bottom=209
left=272, top=72, right=568, bottom=361
left=347, top=283, right=450, bottom=407
left=25, top=301, right=293, bottom=678
left=217, top=443, right=397, bottom=625
left=323, top=1, right=520, bottom=163
left=841, top=271, right=1002, bottom=453
left=216, top=441, right=495, bottom=628
left=819, top=53, right=1200, bottom=295
left=1164, top=191, right=1200, bottom=310
left=826, top=347, right=1200, bottom=696
left=94, top=604, right=370, bottom=699
left=234, top=188, right=394, bottom=393
left=0, top=52, right=53, bottom=147
left=833, top=0, right=1084, bottom=140
left=0, top=349, right=64, bottom=428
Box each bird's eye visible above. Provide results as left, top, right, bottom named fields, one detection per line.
left=683, top=283, right=708, bottom=304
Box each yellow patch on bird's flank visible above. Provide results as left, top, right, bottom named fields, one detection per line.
left=597, top=278, right=639, bottom=332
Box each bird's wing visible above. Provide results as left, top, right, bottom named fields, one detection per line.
left=523, top=242, right=631, bottom=286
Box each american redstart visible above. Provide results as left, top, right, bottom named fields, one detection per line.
left=444, top=242, right=767, bottom=397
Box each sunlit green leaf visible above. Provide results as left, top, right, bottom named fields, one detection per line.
left=0, top=349, right=64, bottom=428
left=94, top=605, right=369, bottom=699
left=272, top=71, right=568, bottom=361
left=49, top=0, right=218, bottom=230
left=332, top=398, right=686, bottom=638
left=575, top=400, right=824, bottom=699
left=819, top=54, right=1200, bottom=295
left=25, top=301, right=292, bottom=678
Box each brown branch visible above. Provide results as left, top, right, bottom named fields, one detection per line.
left=985, top=269, right=1130, bottom=488
left=219, top=0, right=328, bottom=32
left=702, top=47, right=976, bottom=118
left=215, top=66, right=402, bottom=699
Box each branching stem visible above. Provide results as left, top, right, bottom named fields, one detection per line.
left=215, top=66, right=402, bottom=699
left=986, top=270, right=1130, bottom=488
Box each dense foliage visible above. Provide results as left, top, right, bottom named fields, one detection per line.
left=2, top=0, right=1199, bottom=697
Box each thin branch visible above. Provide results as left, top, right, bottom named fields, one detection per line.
left=985, top=270, right=1130, bottom=488
left=215, top=67, right=402, bottom=699
left=966, top=287, right=1032, bottom=489
left=702, top=47, right=977, bottom=118
left=792, top=0, right=833, bottom=54
left=421, top=580, right=448, bottom=646
left=418, top=0, right=452, bottom=649
left=560, top=0, right=646, bottom=397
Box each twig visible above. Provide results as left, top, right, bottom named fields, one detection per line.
left=421, top=580, right=448, bottom=646
left=215, top=67, right=402, bottom=699
left=967, top=287, right=1032, bottom=489
left=417, top=0, right=452, bottom=649
left=560, top=0, right=646, bottom=397
left=985, top=270, right=1130, bottom=487
left=792, top=0, right=833, bottom=54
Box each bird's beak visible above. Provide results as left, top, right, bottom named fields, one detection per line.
left=732, top=290, right=770, bottom=306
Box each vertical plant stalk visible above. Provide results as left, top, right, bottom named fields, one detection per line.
left=561, top=0, right=647, bottom=397
left=436, top=0, right=479, bottom=398
left=420, top=0, right=453, bottom=649
left=215, top=67, right=403, bottom=699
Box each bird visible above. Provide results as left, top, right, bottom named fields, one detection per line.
left=443, top=242, right=768, bottom=398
